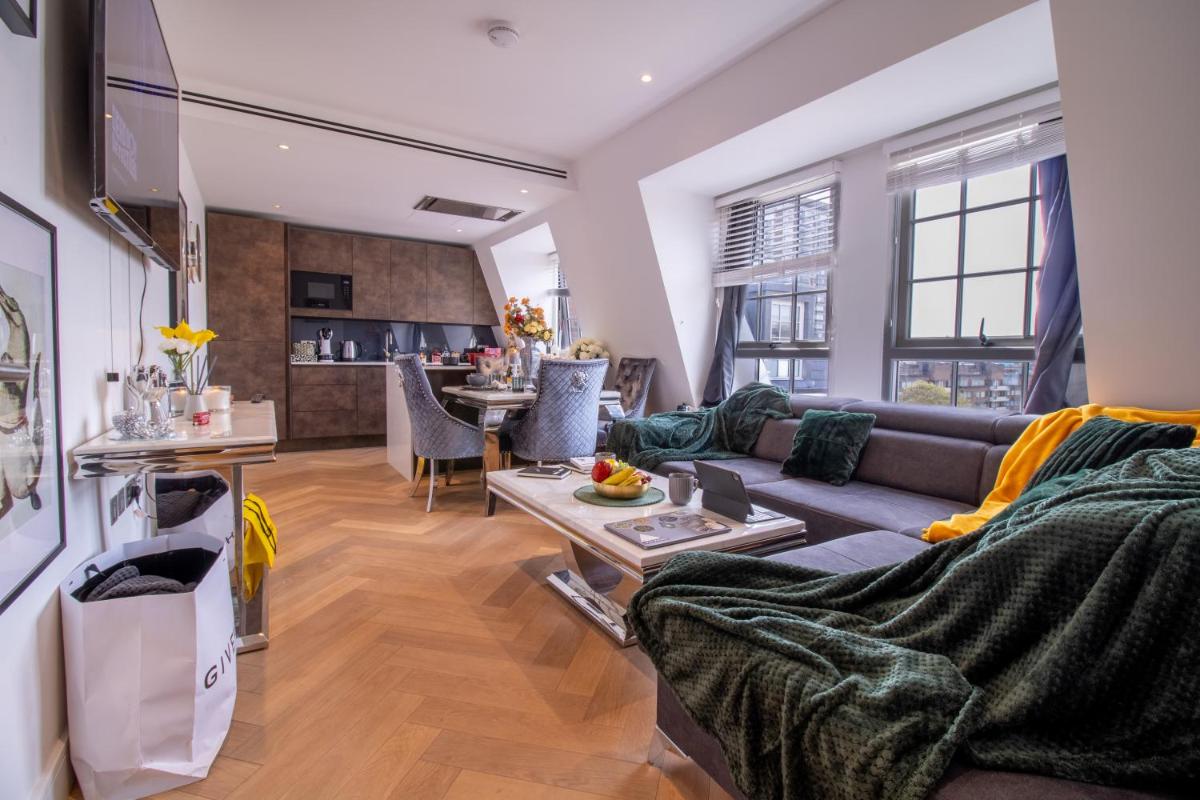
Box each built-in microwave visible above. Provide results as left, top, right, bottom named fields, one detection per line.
left=290, top=270, right=353, bottom=311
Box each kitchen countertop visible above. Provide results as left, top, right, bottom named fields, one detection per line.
left=290, top=361, right=475, bottom=369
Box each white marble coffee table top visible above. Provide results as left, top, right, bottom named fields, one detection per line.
left=486, top=468, right=805, bottom=574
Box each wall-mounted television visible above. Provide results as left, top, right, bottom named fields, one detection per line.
left=89, top=0, right=182, bottom=271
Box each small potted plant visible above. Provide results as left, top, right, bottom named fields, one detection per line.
left=156, top=321, right=218, bottom=422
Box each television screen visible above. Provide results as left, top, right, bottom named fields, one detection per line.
left=90, top=0, right=181, bottom=271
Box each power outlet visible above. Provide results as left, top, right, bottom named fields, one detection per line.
left=109, top=477, right=142, bottom=525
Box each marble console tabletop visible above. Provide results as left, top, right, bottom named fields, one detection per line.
left=291, top=361, right=474, bottom=370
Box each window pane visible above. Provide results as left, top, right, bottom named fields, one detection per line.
left=761, top=296, right=793, bottom=342
left=756, top=358, right=791, bottom=392
left=960, top=273, right=1026, bottom=337
left=909, top=279, right=957, bottom=338
left=963, top=203, right=1029, bottom=273
left=793, top=358, right=828, bottom=394
left=1033, top=199, right=1045, bottom=264
left=956, top=361, right=1027, bottom=412
left=895, top=360, right=953, bottom=406
left=966, top=165, right=1031, bottom=208
left=760, top=277, right=794, bottom=295
left=795, top=292, right=827, bottom=342
left=795, top=271, right=828, bottom=291
left=912, top=217, right=960, bottom=279
left=914, top=182, right=960, bottom=218
left=1028, top=269, right=1039, bottom=337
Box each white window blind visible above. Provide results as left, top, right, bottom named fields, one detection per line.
left=713, top=177, right=838, bottom=288
left=886, top=103, right=1065, bottom=194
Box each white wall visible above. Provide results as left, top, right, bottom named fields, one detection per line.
left=1050, top=0, right=1200, bottom=409
left=475, top=0, right=1034, bottom=411
left=0, top=3, right=205, bottom=798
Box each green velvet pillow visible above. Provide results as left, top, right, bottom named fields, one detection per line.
left=781, top=410, right=876, bottom=486
left=1027, top=415, right=1196, bottom=489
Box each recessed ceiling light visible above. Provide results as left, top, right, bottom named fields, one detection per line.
left=150, top=187, right=158, bottom=192
left=520, top=188, right=529, bottom=194
left=104, top=112, right=113, bottom=119
left=273, top=204, right=281, bottom=209
left=455, top=228, right=463, bottom=233
left=640, top=73, right=653, bottom=83
left=277, top=143, right=290, bottom=150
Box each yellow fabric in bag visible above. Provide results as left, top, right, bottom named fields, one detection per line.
left=242, top=492, right=277, bottom=601
left=922, top=404, right=1200, bottom=543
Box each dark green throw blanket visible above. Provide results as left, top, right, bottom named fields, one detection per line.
left=608, top=382, right=790, bottom=469
left=627, top=449, right=1200, bottom=800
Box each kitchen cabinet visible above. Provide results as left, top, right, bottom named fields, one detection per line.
left=207, top=212, right=285, bottom=342
left=352, top=236, right=391, bottom=320
left=471, top=254, right=498, bottom=326
left=426, top=244, right=473, bottom=323
left=288, top=226, right=353, bottom=274
left=356, top=367, right=386, bottom=435
left=291, top=383, right=356, bottom=412
left=290, top=412, right=358, bottom=439
left=209, top=340, right=288, bottom=440
left=390, top=240, right=428, bottom=322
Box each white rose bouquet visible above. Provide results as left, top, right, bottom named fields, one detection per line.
left=566, top=337, right=610, bottom=361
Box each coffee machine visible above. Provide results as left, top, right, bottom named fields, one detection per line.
left=317, top=327, right=334, bottom=362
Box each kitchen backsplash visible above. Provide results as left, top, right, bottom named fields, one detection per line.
left=290, top=318, right=498, bottom=361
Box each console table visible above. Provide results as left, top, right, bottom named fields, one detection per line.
left=72, top=401, right=278, bottom=653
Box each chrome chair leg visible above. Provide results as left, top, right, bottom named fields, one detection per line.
left=426, top=458, right=437, bottom=512
left=410, top=456, right=426, bottom=497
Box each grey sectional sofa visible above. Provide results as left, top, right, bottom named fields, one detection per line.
left=649, top=396, right=1181, bottom=799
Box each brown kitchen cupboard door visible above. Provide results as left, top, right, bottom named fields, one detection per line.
left=426, top=245, right=473, bottom=323
left=352, top=236, right=390, bottom=319
left=290, top=365, right=357, bottom=386
left=290, top=412, right=357, bottom=439
left=288, top=226, right=353, bottom=274
left=208, top=339, right=288, bottom=439
left=390, top=240, right=428, bottom=322
left=206, top=212, right=285, bottom=342
left=356, top=367, right=386, bottom=435
left=471, top=253, right=499, bottom=326
left=291, top=383, right=356, bottom=412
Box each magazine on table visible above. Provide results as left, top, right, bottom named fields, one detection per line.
left=517, top=465, right=571, bottom=479
left=604, top=512, right=731, bottom=550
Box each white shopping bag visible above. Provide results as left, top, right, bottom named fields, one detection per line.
left=155, top=471, right=235, bottom=564
left=60, top=532, right=237, bottom=800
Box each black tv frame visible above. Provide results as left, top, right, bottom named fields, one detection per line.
left=88, top=0, right=182, bottom=272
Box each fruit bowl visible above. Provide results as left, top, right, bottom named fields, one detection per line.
left=592, top=480, right=650, bottom=499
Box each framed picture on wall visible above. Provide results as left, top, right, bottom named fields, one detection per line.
left=0, top=0, right=36, bottom=37
left=0, top=191, right=65, bottom=614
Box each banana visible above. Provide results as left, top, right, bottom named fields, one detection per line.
left=603, top=466, right=635, bottom=485
left=621, top=473, right=640, bottom=486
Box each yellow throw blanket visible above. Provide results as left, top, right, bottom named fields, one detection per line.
left=243, top=492, right=278, bottom=600
left=923, top=404, right=1200, bottom=542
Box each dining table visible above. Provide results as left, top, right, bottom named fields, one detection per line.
left=441, top=384, right=622, bottom=471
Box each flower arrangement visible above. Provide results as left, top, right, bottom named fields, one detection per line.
left=566, top=337, right=610, bottom=361
left=156, top=321, right=218, bottom=395
left=503, top=296, right=553, bottom=345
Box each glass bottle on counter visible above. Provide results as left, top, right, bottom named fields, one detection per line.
left=418, top=344, right=427, bottom=363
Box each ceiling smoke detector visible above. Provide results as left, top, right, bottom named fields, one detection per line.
left=487, top=21, right=520, bottom=48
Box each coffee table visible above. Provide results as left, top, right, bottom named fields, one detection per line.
left=485, top=469, right=806, bottom=645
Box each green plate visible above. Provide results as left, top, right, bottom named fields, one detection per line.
left=573, top=486, right=665, bottom=507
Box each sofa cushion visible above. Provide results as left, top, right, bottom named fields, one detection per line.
left=750, top=418, right=803, bottom=462
left=993, top=413, right=1038, bottom=445
left=1027, top=415, right=1197, bottom=488
left=747, top=478, right=973, bottom=545
left=768, top=530, right=927, bottom=573
left=979, top=445, right=1009, bottom=504
left=653, top=457, right=788, bottom=487
left=841, top=400, right=1008, bottom=442
left=854, top=429, right=991, bottom=505
left=788, top=394, right=860, bottom=417
left=781, top=410, right=877, bottom=486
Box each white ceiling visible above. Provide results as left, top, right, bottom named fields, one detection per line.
left=153, top=0, right=835, bottom=243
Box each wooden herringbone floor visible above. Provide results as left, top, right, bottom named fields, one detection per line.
left=138, top=447, right=731, bottom=800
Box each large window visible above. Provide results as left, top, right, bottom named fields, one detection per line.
left=718, top=179, right=837, bottom=396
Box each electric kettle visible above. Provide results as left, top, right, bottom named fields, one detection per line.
left=341, top=340, right=362, bottom=361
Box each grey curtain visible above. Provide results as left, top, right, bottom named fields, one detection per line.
left=1025, top=155, right=1082, bottom=414
left=702, top=285, right=747, bottom=407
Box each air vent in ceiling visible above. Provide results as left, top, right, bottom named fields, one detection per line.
left=414, top=195, right=523, bottom=222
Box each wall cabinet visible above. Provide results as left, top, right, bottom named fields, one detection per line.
left=472, top=253, right=499, bottom=326
left=352, top=235, right=391, bottom=320
left=288, top=227, right=353, bottom=274
left=427, top=244, right=473, bottom=323
left=390, top=241, right=428, bottom=322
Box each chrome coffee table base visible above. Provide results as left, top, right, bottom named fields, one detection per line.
left=546, top=568, right=634, bottom=645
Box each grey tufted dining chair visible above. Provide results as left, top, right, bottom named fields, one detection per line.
left=507, top=358, right=609, bottom=463
left=597, top=356, right=657, bottom=447
left=394, top=354, right=485, bottom=511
